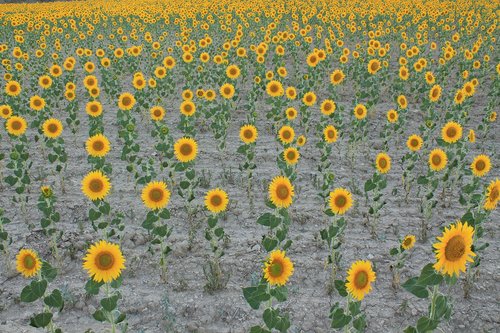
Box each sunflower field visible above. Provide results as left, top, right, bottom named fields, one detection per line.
left=0, top=0, right=498, bottom=332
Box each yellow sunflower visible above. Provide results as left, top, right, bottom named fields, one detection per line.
left=483, top=179, right=499, bottom=211
left=42, top=118, right=63, bottom=139
left=454, top=89, right=465, bottom=105
left=205, top=188, right=229, bottom=213
left=387, top=109, right=398, bottom=123
left=142, top=181, right=171, bottom=210
left=86, top=134, right=111, bottom=158
left=367, top=59, right=381, bottom=74
left=283, top=147, right=300, bottom=165
left=16, top=249, right=42, bottom=278
left=429, top=149, right=447, bottom=171
left=150, top=106, right=165, bottom=121
left=180, top=100, right=196, bottom=117
left=83, top=75, right=98, bottom=89
left=29, top=95, right=46, bottom=111
left=330, top=69, right=345, bottom=85
left=297, top=135, right=306, bottom=147
left=268, top=175, right=294, bottom=208
left=323, top=125, right=338, bottom=143
left=118, top=92, right=136, bottom=111
left=441, top=121, right=462, bottom=143
left=375, top=153, right=391, bottom=174
left=285, top=87, right=297, bottom=100
left=220, top=83, right=235, bottom=99
left=468, top=129, right=475, bottom=143
left=433, top=221, right=475, bottom=277
left=83, top=240, right=125, bottom=283
left=239, top=125, right=258, bottom=144
left=266, top=80, right=284, bottom=97
left=429, top=84, right=442, bottom=102
left=5, top=80, right=21, bottom=97
left=345, top=260, right=376, bottom=301
left=86, top=101, right=103, bottom=117
left=226, top=64, right=240, bottom=79
left=397, top=95, right=408, bottom=109
left=263, top=250, right=294, bottom=286
left=320, top=100, right=336, bottom=116
left=278, top=125, right=295, bottom=145
left=401, top=235, right=416, bottom=250
left=174, top=137, right=198, bottom=163
left=470, top=155, right=491, bottom=177
left=406, top=135, right=423, bottom=152
left=81, top=170, right=111, bottom=201
left=0, top=105, right=13, bottom=119
left=354, top=104, right=367, bottom=120
left=6, top=116, right=27, bottom=136
left=328, top=188, right=353, bottom=215
left=302, top=91, right=317, bottom=107
left=39, top=75, right=52, bottom=89
left=285, top=107, right=298, bottom=120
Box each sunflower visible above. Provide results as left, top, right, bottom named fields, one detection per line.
left=180, top=100, right=196, bottom=117
left=239, top=125, right=258, bottom=144
left=205, top=188, right=229, bottom=213
left=263, top=250, right=294, bottom=286
left=220, top=83, right=235, bottom=99
left=0, top=105, right=12, bottom=119
left=397, top=95, right=408, bottom=109
left=283, top=147, right=300, bottom=165
left=441, top=121, right=462, bottom=143
left=182, top=89, right=193, bottom=101
left=323, top=125, right=338, bottom=143
left=86, top=134, right=111, bottom=158
left=174, top=137, right=198, bottom=163
left=330, top=69, right=345, bottom=85
left=354, top=104, right=367, bottom=120
left=463, top=82, right=475, bottom=97
left=406, top=135, right=423, bottom=152
left=429, top=149, right=447, bottom=171
left=49, top=64, right=62, bottom=77
left=6, top=116, right=27, bottom=136
left=142, top=181, right=171, bottom=210
left=65, top=90, right=75, bottom=101
left=81, top=170, right=111, bottom=201
left=399, top=66, right=409, bottom=80
left=433, top=221, right=475, bottom=277
left=320, top=99, right=336, bottom=116
left=150, top=106, right=165, bottom=121
left=490, top=112, right=497, bottom=122
left=297, top=135, right=306, bottom=147
left=483, top=179, right=500, bottom=210
left=268, top=175, right=294, bottom=208
left=278, top=125, right=295, bottom=145
left=132, top=75, right=146, bottom=90
left=83, top=75, right=98, bottom=89
left=345, top=260, right=376, bottom=301
left=5, top=80, right=21, bottom=97
left=42, top=118, right=63, bottom=139
left=29, top=95, right=46, bottom=111
left=468, top=129, right=476, bottom=143
left=470, top=155, right=491, bottom=177
left=454, top=89, right=465, bottom=105
left=401, top=235, right=416, bottom=250
left=429, top=84, right=442, bottom=102
left=285, top=87, right=297, bottom=100
left=387, top=109, right=398, bottom=123
left=328, top=188, right=353, bottom=215
left=226, top=64, right=240, bottom=79
left=16, top=249, right=42, bottom=278
left=302, top=91, right=317, bottom=107
left=266, top=80, right=284, bottom=97
left=83, top=240, right=125, bottom=283
left=86, top=101, right=103, bottom=117
left=118, top=92, right=136, bottom=111
left=375, top=153, right=391, bottom=174
left=285, top=107, right=297, bottom=120
left=39, top=75, right=52, bottom=89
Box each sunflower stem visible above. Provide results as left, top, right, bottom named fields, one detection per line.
left=429, top=285, right=439, bottom=320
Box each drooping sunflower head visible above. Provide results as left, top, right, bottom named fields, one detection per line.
left=83, top=240, right=125, bottom=283
left=205, top=188, right=229, bottom=214
left=323, top=125, right=338, bottom=143
left=86, top=101, right=103, bottom=117
left=345, top=260, right=376, bottom=301
left=86, top=134, right=111, bottom=158
left=220, top=83, right=235, bottom=99
left=283, top=147, right=300, bottom=165
left=118, top=92, right=136, bottom=111
left=81, top=170, right=111, bottom=201
left=441, top=121, right=462, bottom=143
left=263, top=249, right=294, bottom=286
left=375, top=153, right=391, bottom=174
left=142, top=181, right=171, bottom=210
left=278, top=125, right=295, bottom=145
left=330, top=69, right=345, bottom=85
left=354, top=104, right=367, bottom=120
left=180, top=100, right=196, bottom=117
left=150, top=106, right=165, bottom=121
left=302, top=91, right=317, bottom=107
left=42, top=118, right=63, bottom=139
left=30, top=95, right=46, bottom=111
left=266, top=80, right=284, bottom=97
left=5, top=80, right=21, bottom=97
left=428, top=149, right=447, bottom=171
left=401, top=235, right=416, bottom=250
left=6, top=115, right=27, bottom=136
left=0, top=104, right=13, bottom=119
left=488, top=112, right=497, bottom=122
left=174, top=137, right=198, bottom=163
left=433, top=221, right=476, bottom=277
left=483, top=179, right=500, bottom=211
left=268, top=176, right=294, bottom=208
left=329, top=188, right=353, bottom=215
left=406, top=134, right=423, bottom=152
left=320, top=99, right=336, bottom=116
left=239, top=124, right=258, bottom=144
left=470, top=155, right=491, bottom=177
left=387, top=109, right=398, bottom=123
left=16, top=249, right=42, bottom=278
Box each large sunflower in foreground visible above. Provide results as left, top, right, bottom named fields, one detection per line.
left=86, top=134, right=110, bottom=157
left=269, top=176, right=294, bottom=208
left=375, top=152, right=391, bottom=174
left=6, top=116, right=27, bottom=136
left=16, top=249, right=42, bottom=278
left=42, top=118, right=63, bottom=139
left=433, top=221, right=475, bottom=277
left=345, top=260, right=376, bottom=301
left=329, top=188, right=353, bottom=215
left=429, top=149, right=447, bottom=171
left=141, top=181, right=171, bottom=210
left=81, top=170, right=111, bottom=201
left=441, top=121, right=462, bottom=143
left=470, top=154, right=491, bottom=177
left=205, top=188, right=229, bottom=214
left=483, top=179, right=500, bottom=211
left=174, top=137, right=198, bottom=163
left=263, top=249, right=294, bottom=286
left=83, top=240, right=125, bottom=283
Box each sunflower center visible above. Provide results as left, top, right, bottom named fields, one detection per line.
left=446, top=127, right=457, bottom=138
left=335, top=195, right=347, bottom=208
left=334, top=73, right=341, bottom=81
left=475, top=160, right=485, bottom=171
left=184, top=104, right=192, bottom=112
left=34, top=99, right=42, bottom=107
left=136, top=79, right=144, bottom=86
left=282, top=130, right=291, bottom=140
left=149, top=188, right=164, bottom=202
left=356, top=108, right=363, bottom=115
left=42, top=79, right=49, bottom=85
left=306, top=95, right=312, bottom=102
left=23, top=255, right=36, bottom=269
left=379, top=158, right=387, bottom=168
left=11, top=120, right=22, bottom=130
left=432, top=154, right=442, bottom=165
left=490, top=188, right=499, bottom=201
left=243, top=129, right=253, bottom=139
left=411, top=139, right=419, bottom=147
left=444, top=235, right=466, bottom=262
left=276, top=184, right=290, bottom=200
left=269, top=261, right=283, bottom=277
left=270, top=84, right=278, bottom=93
left=324, top=103, right=332, bottom=111
left=286, top=151, right=296, bottom=160
left=210, top=194, right=222, bottom=207
left=180, top=143, right=193, bottom=156
left=9, top=84, right=17, bottom=92
left=89, top=178, right=104, bottom=193
left=122, top=97, right=131, bottom=106
left=354, top=270, right=369, bottom=289
left=371, top=62, right=378, bottom=71
left=403, top=238, right=412, bottom=247
left=153, top=109, right=162, bottom=117
left=327, top=130, right=335, bottom=139
left=95, top=251, right=114, bottom=270
left=230, top=69, right=236, bottom=75
left=90, top=105, right=98, bottom=113
left=48, top=123, right=58, bottom=133
left=92, top=140, right=105, bottom=151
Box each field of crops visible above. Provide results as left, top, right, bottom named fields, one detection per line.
left=0, top=0, right=498, bottom=332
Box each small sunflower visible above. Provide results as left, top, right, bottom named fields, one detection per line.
left=323, top=125, right=338, bottom=143
left=328, top=188, right=353, bottom=215
left=266, top=80, right=284, bottom=97
left=142, top=181, right=171, bottom=210
left=5, top=80, right=21, bottom=97
left=39, top=75, right=52, bottom=89
left=468, top=129, right=475, bottom=143
left=16, top=249, right=42, bottom=278
left=429, top=149, right=447, bottom=171
left=330, top=69, right=345, bottom=85
left=150, top=106, right=165, bottom=121
left=433, top=221, right=475, bottom=277
left=86, top=101, right=103, bottom=117
left=387, top=109, right=398, bottom=123
left=0, top=105, right=13, bottom=119
left=81, top=170, right=111, bottom=201
left=285, top=87, right=297, bottom=100
left=320, top=99, right=336, bottom=116
left=367, top=59, right=381, bottom=74
left=239, top=125, right=258, bottom=144
left=375, top=153, right=391, bottom=174
left=429, top=85, right=442, bottom=102
left=285, top=107, right=298, bottom=120
left=220, top=83, right=235, bottom=99
left=180, top=100, right=196, bottom=117
left=268, top=176, right=294, bottom=208
left=205, top=188, right=229, bottom=213
left=354, top=104, right=367, bottom=120
left=278, top=125, right=295, bottom=145
left=302, top=91, right=317, bottom=107
left=470, top=155, right=491, bottom=177
left=118, top=92, right=136, bottom=111
left=297, top=135, right=306, bottom=147
left=42, top=118, right=63, bottom=139
left=29, top=95, right=46, bottom=111
left=397, top=95, right=408, bottom=109
left=441, top=121, right=462, bottom=143
left=6, top=116, right=27, bottom=136
left=406, top=134, right=423, bottom=152
left=283, top=147, right=300, bottom=165
left=263, top=249, right=294, bottom=286
left=454, top=89, right=465, bottom=105
left=86, top=134, right=110, bottom=158
left=483, top=179, right=499, bottom=211
left=401, top=235, right=416, bottom=250
left=345, top=260, right=376, bottom=301
left=83, top=240, right=125, bottom=283
left=226, top=64, right=240, bottom=79
left=174, top=137, right=198, bottom=163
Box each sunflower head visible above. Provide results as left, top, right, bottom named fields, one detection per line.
left=268, top=176, right=294, bottom=208
left=263, top=249, right=294, bottom=286
left=354, top=104, right=367, bottom=120
left=329, top=188, right=353, bottom=215
left=375, top=153, right=391, bottom=174
left=150, top=106, right=165, bottom=121
left=401, top=235, right=416, bottom=250
left=6, top=116, right=27, bottom=136
left=387, top=109, right=398, bottom=123
left=406, top=134, right=423, bottom=152
left=330, top=69, right=345, bottom=85
left=142, top=181, right=171, bottom=210
left=86, top=134, right=111, bottom=158
left=441, top=121, right=462, bottom=143
left=483, top=179, right=500, bottom=211
left=239, top=125, right=258, bottom=144
left=429, top=149, right=447, bottom=171
left=0, top=105, right=13, bottom=119
left=180, top=100, right=196, bottom=117
left=16, top=249, right=42, bottom=278
left=346, top=260, right=376, bottom=301
left=323, top=125, right=338, bottom=143
left=220, top=83, right=235, bottom=99
left=266, top=80, right=284, bottom=97
left=278, top=125, right=295, bottom=145
left=205, top=188, right=229, bottom=214
left=283, top=147, right=300, bottom=165
left=118, top=92, right=136, bottom=111
left=174, top=137, right=198, bottom=163
left=81, top=170, right=111, bottom=201
left=302, top=91, right=317, bottom=107
left=42, top=118, right=63, bottom=139
left=320, top=100, right=336, bottom=116
left=470, top=155, right=491, bottom=177
left=83, top=240, right=125, bottom=283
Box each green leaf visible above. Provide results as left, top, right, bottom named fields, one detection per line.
left=334, top=279, right=348, bottom=297
left=417, top=263, right=443, bottom=286
left=330, top=305, right=352, bottom=329
left=402, top=277, right=429, bottom=298
left=270, top=285, right=288, bottom=302
left=243, top=284, right=270, bottom=310
left=262, top=236, right=278, bottom=252
left=403, top=326, right=417, bottom=333
left=44, top=289, right=64, bottom=310
left=364, top=179, right=376, bottom=192
left=29, top=312, right=53, bottom=328
left=21, top=280, right=48, bottom=303
left=41, top=261, right=57, bottom=282
left=257, top=213, right=281, bottom=228
left=249, top=326, right=271, bottom=333
left=263, top=308, right=276, bottom=329
left=89, top=208, right=102, bottom=221
left=353, top=314, right=366, bottom=331
left=85, top=279, right=103, bottom=295
left=416, top=316, right=438, bottom=332
left=93, top=309, right=107, bottom=322
left=101, top=295, right=119, bottom=312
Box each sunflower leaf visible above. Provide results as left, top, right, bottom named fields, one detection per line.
left=417, top=263, right=443, bottom=286
left=243, top=284, right=270, bottom=310
left=402, top=277, right=429, bottom=298
left=21, top=280, right=47, bottom=303
left=29, top=312, right=53, bottom=328
left=44, top=289, right=64, bottom=311
left=85, top=279, right=103, bottom=295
